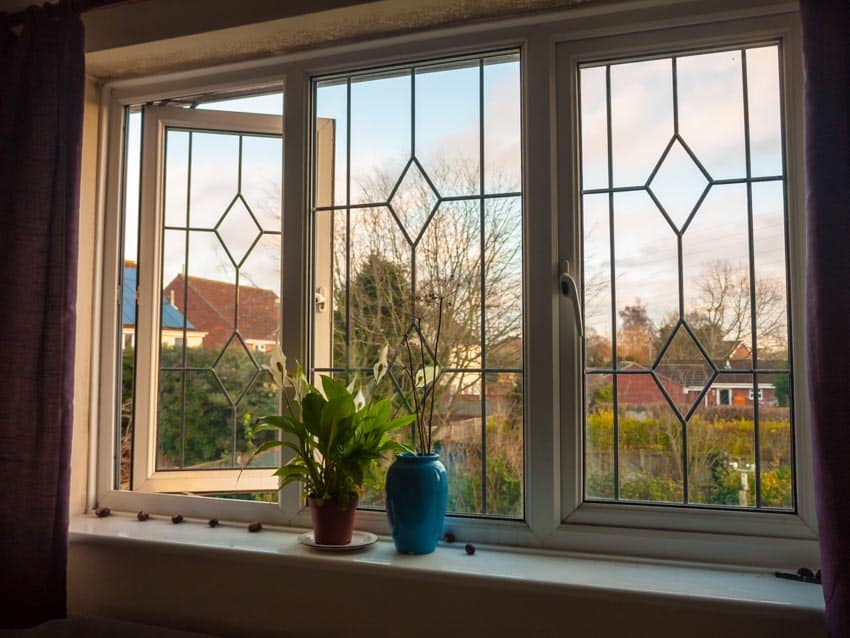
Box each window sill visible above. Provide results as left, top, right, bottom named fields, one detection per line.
left=69, top=513, right=824, bottom=616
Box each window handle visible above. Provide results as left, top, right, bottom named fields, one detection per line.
left=559, top=259, right=583, bottom=337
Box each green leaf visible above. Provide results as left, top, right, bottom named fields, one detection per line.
left=301, top=392, right=326, bottom=435
left=250, top=439, right=284, bottom=456
left=274, top=464, right=307, bottom=479
left=252, top=422, right=288, bottom=435
left=386, top=413, right=416, bottom=431
left=321, top=375, right=350, bottom=401
left=320, top=395, right=355, bottom=453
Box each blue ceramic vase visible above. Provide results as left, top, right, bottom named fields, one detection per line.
left=385, top=452, right=448, bottom=554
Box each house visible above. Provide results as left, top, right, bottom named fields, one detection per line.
left=121, top=261, right=206, bottom=349
left=613, top=360, right=778, bottom=410
left=162, top=274, right=280, bottom=352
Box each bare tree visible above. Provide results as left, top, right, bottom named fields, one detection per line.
left=334, top=160, right=523, bottom=410
left=690, top=259, right=786, bottom=359
left=618, top=300, right=655, bottom=365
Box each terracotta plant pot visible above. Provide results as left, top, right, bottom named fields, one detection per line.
left=308, top=493, right=359, bottom=545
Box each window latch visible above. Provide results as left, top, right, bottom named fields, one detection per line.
left=559, top=258, right=583, bottom=337
left=315, top=287, right=327, bottom=313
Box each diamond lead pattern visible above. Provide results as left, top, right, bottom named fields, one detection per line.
left=648, top=139, right=708, bottom=231
left=389, top=161, right=439, bottom=242
left=217, top=196, right=261, bottom=266
left=214, top=335, right=258, bottom=404
left=654, top=325, right=713, bottom=417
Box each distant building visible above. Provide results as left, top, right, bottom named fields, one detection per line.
left=614, top=361, right=777, bottom=410
left=163, top=274, right=280, bottom=352
left=122, top=262, right=206, bottom=349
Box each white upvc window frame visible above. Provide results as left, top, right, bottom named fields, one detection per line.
left=554, top=9, right=817, bottom=565
left=132, top=105, right=284, bottom=495
left=90, top=0, right=818, bottom=566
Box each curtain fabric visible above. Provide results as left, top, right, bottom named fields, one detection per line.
left=800, top=1, right=850, bottom=635
left=0, top=5, right=84, bottom=628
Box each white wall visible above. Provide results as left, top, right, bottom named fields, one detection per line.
left=68, top=539, right=825, bottom=638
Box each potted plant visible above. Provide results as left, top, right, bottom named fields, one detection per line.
left=385, top=296, right=449, bottom=554
left=247, top=346, right=414, bottom=545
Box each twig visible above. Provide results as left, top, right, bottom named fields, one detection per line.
left=404, top=333, right=423, bottom=454
left=428, top=296, right=443, bottom=454
left=417, top=318, right=428, bottom=454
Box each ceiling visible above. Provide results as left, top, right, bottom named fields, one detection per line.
left=2, top=0, right=612, bottom=80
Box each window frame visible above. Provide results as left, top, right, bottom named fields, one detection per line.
left=308, top=50, right=526, bottom=520
left=555, top=11, right=817, bottom=560
left=131, top=104, right=285, bottom=495
left=90, top=0, right=817, bottom=566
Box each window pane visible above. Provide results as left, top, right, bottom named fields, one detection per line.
left=613, top=190, right=678, bottom=366
left=678, top=50, right=746, bottom=180
left=682, top=184, right=753, bottom=358
left=579, top=66, right=609, bottom=191
left=196, top=92, right=283, bottom=116
left=610, top=59, right=673, bottom=187
left=486, top=197, right=523, bottom=371
left=486, top=372, right=523, bottom=517
left=618, top=374, right=684, bottom=504
left=313, top=52, right=524, bottom=518
left=416, top=60, right=480, bottom=197
left=757, top=372, right=793, bottom=509
left=746, top=47, right=783, bottom=177
left=119, top=109, right=142, bottom=489
left=752, top=180, right=789, bottom=368
left=164, top=130, right=189, bottom=228
left=579, top=45, right=793, bottom=510
left=160, top=127, right=282, bottom=477
left=484, top=54, right=521, bottom=194
left=687, top=383, right=755, bottom=506
left=585, top=373, right=615, bottom=499
left=188, top=132, right=239, bottom=229
left=350, top=70, right=411, bottom=205
left=241, top=135, right=282, bottom=231
left=315, top=80, right=348, bottom=208
left=583, top=194, right=613, bottom=369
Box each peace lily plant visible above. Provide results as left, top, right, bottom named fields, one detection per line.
left=246, top=345, right=415, bottom=544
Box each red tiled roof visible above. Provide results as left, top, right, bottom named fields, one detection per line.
left=164, top=275, right=279, bottom=349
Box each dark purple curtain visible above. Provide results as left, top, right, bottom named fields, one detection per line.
left=800, top=1, right=850, bottom=636
left=0, top=4, right=84, bottom=629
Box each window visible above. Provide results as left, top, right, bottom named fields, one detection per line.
left=577, top=44, right=794, bottom=511
left=311, top=52, right=524, bottom=517
left=119, top=93, right=284, bottom=497
left=94, top=4, right=814, bottom=564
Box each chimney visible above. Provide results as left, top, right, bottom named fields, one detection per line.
left=170, top=290, right=176, bottom=308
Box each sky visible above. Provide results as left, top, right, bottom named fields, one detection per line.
left=122, top=46, right=788, bottom=350
left=123, top=55, right=521, bottom=296
left=579, top=45, right=788, bottom=346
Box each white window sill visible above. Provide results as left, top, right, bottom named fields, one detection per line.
left=69, top=513, right=824, bottom=616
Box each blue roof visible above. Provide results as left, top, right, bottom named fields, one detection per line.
left=123, top=266, right=195, bottom=329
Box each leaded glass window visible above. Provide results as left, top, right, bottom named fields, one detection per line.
left=312, top=52, right=524, bottom=517
left=579, top=45, right=793, bottom=509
